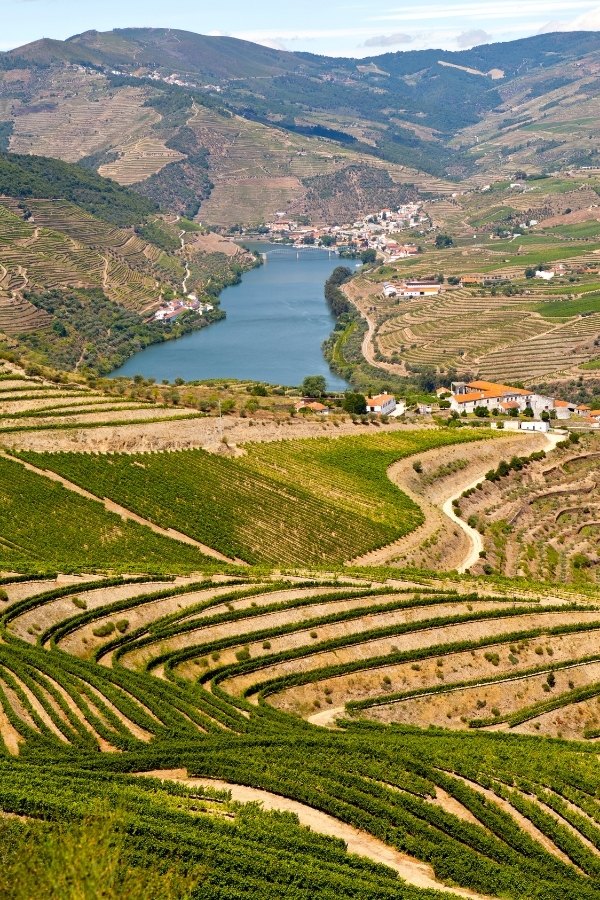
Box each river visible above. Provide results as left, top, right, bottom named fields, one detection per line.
left=110, top=243, right=350, bottom=389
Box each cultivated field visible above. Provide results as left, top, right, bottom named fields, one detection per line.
left=0, top=367, right=599, bottom=898
left=353, top=224, right=600, bottom=382
left=15, top=429, right=490, bottom=567
left=456, top=432, right=600, bottom=585
left=0, top=569, right=598, bottom=899
left=0, top=200, right=179, bottom=320
left=8, top=71, right=159, bottom=163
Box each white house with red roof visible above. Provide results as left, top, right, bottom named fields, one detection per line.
left=366, top=392, right=397, bottom=415
left=449, top=380, right=588, bottom=419
left=450, top=380, right=555, bottom=417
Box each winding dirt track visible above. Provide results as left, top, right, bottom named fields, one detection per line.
left=446, top=430, right=566, bottom=573
left=137, top=770, right=496, bottom=899
left=0, top=451, right=240, bottom=565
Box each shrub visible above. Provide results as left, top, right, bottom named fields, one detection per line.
left=92, top=622, right=115, bottom=638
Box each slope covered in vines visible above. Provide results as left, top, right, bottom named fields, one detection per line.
left=0, top=571, right=598, bottom=900
left=16, top=428, right=488, bottom=566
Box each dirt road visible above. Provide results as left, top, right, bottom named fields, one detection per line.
left=137, top=770, right=496, bottom=899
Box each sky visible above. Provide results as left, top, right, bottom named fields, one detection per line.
left=4, top=0, right=600, bottom=56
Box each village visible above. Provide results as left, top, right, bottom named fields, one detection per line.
left=152, top=292, right=214, bottom=323
left=263, top=202, right=428, bottom=258
left=295, top=380, right=600, bottom=429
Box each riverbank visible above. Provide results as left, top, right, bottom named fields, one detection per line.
left=322, top=267, right=425, bottom=400
left=110, top=243, right=348, bottom=389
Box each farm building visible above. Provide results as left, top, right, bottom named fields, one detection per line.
left=381, top=282, right=398, bottom=298
left=448, top=379, right=590, bottom=420
left=519, top=420, right=550, bottom=433
left=449, top=380, right=555, bottom=418
left=295, top=401, right=329, bottom=415
left=398, top=281, right=441, bottom=298
left=366, top=392, right=397, bottom=415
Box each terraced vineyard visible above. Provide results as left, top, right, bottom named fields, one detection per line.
left=98, top=137, right=187, bottom=185
left=355, top=252, right=600, bottom=382
left=0, top=370, right=206, bottom=434
left=188, top=105, right=455, bottom=227
left=16, top=429, right=490, bottom=567
left=0, top=569, right=599, bottom=899
left=0, top=200, right=180, bottom=314
left=0, top=372, right=598, bottom=897
left=456, top=432, right=600, bottom=586
left=8, top=71, right=159, bottom=164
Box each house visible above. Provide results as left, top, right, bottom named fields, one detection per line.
left=554, top=399, right=579, bottom=420
left=398, top=281, right=441, bottom=298
left=366, top=392, right=396, bottom=415
left=450, top=380, right=550, bottom=417
left=519, top=420, right=550, bottom=433
left=535, top=270, right=554, bottom=281
left=295, top=401, right=329, bottom=415
left=436, top=387, right=451, bottom=399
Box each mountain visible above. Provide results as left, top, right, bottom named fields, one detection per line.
left=2, top=29, right=600, bottom=224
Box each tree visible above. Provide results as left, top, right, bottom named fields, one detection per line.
left=320, top=234, right=336, bottom=247
left=524, top=267, right=536, bottom=279
left=523, top=406, right=534, bottom=417
left=474, top=406, right=490, bottom=417
left=435, top=233, right=454, bottom=249
left=342, top=392, right=367, bottom=414
left=360, top=249, right=377, bottom=264
left=302, top=375, right=327, bottom=398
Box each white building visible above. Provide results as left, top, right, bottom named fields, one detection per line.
left=519, top=420, right=549, bottom=433
left=366, top=392, right=396, bottom=415
left=398, top=281, right=441, bottom=298
left=449, top=380, right=553, bottom=418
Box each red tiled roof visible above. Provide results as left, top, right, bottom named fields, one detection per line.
left=452, top=392, right=488, bottom=404
left=367, top=394, right=395, bottom=406
left=467, top=380, right=529, bottom=396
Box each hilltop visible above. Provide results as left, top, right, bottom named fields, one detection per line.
left=4, top=30, right=600, bottom=224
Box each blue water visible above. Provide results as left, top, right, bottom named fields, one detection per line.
left=110, top=243, right=349, bottom=389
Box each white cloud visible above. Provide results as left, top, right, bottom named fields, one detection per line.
left=370, top=0, right=596, bottom=23
left=565, top=4, right=600, bottom=28
left=362, top=32, right=413, bottom=47
left=455, top=28, right=492, bottom=48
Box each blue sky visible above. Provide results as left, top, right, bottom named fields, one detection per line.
left=5, top=0, right=600, bottom=56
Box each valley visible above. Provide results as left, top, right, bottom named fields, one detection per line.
left=0, top=23, right=599, bottom=900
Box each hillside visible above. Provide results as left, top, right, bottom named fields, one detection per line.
left=0, top=154, right=254, bottom=372
left=1, top=28, right=600, bottom=899
left=0, top=361, right=600, bottom=900
left=0, top=365, right=599, bottom=897
left=5, top=30, right=600, bottom=224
